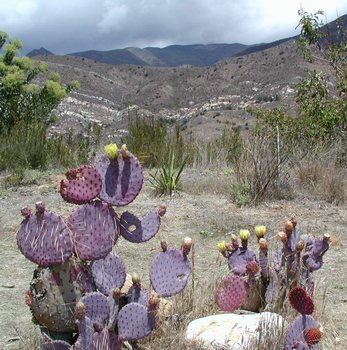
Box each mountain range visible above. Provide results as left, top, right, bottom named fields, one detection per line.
left=27, top=13, right=346, bottom=67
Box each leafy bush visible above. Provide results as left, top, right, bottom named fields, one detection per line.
left=0, top=31, right=79, bottom=135
left=123, top=114, right=196, bottom=168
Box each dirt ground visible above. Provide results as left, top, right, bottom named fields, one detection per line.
left=0, top=169, right=346, bottom=349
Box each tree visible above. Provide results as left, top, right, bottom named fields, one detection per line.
left=0, top=31, right=79, bottom=134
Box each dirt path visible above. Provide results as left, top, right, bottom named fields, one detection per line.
left=0, top=172, right=346, bottom=349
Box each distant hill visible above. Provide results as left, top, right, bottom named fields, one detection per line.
left=27, top=47, right=53, bottom=57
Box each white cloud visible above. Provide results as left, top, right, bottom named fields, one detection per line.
left=0, top=0, right=346, bottom=54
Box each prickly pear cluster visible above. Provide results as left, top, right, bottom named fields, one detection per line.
left=16, top=144, right=192, bottom=349
left=215, top=229, right=260, bottom=311
left=215, top=220, right=329, bottom=349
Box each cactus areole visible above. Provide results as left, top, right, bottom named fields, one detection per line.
left=16, top=144, right=192, bottom=349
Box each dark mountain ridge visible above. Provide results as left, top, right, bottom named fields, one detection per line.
left=27, top=13, right=346, bottom=67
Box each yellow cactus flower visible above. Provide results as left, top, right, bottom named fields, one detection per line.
left=239, top=229, right=250, bottom=241
left=217, top=241, right=227, bottom=253
left=255, top=225, right=267, bottom=238
left=104, top=143, right=118, bottom=160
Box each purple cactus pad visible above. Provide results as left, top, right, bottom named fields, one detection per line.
left=228, top=248, right=256, bottom=275
left=150, top=248, right=191, bottom=297
left=215, top=274, right=248, bottom=311
left=119, top=210, right=160, bottom=243
left=91, top=252, right=126, bottom=295
left=284, top=315, right=320, bottom=350
left=75, top=316, right=94, bottom=350
left=95, top=152, right=143, bottom=206
left=79, top=292, right=110, bottom=326
left=118, top=303, right=155, bottom=341
left=17, top=208, right=73, bottom=267
left=60, top=165, right=102, bottom=204
left=68, top=201, right=118, bottom=260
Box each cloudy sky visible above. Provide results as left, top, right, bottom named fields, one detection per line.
left=1, top=0, right=347, bottom=54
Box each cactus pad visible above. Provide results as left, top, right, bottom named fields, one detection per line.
left=91, top=252, right=126, bottom=295
left=79, top=292, right=110, bottom=326
left=68, top=201, right=118, bottom=260
left=17, top=207, right=73, bottom=267
left=118, top=303, right=155, bottom=341
left=228, top=248, right=256, bottom=275
left=95, top=152, right=143, bottom=206
left=60, top=165, right=102, bottom=204
left=285, top=315, right=320, bottom=350
left=289, top=287, right=314, bottom=315
left=150, top=249, right=191, bottom=297
left=29, top=261, right=92, bottom=332
left=127, top=285, right=150, bottom=306
left=215, top=274, right=248, bottom=311
left=119, top=210, right=160, bottom=243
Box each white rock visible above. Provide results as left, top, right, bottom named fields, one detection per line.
left=185, top=312, right=284, bottom=350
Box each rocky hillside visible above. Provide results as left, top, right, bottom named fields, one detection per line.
left=33, top=37, right=334, bottom=142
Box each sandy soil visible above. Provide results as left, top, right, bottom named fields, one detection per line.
left=0, top=170, right=346, bottom=349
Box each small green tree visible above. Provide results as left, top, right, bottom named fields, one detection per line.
left=0, top=31, right=79, bottom=135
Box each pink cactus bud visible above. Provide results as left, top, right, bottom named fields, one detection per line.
left=75, top=301, right=86, bottom=320
left=278, top=231, right=287, bottom=242
left=285, top=220, right=294, bottom=233
left=296, top=240, right=305, bottom=252
left=35, top=201, right=45, bottom=214
left=148, top=292, right=160, bottom=312
left=259, top=238, right=268, bottom=250
left=20, top=207, right=32, bottom=218
left=323, top=234, right=330, bottom=243
left=230, top=233, right=239, bottom=248
left=121, top=144, right=130, bottom=159
left=131, top=273, right=141, bottom=285
left=181, top=237, right=192, bottom=255
left=161, top=240, right=168, bottom=252
left=113, top=288, right=122, bottom=300
left=158, top=203, right=167, bottom=217
left=291, top=216, right=297, bottom=228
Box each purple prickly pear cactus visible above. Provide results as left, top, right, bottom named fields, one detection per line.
left=17, top=203, right=73, bottom=267
left=117, top=303, right=156, bottom=341
left=60, top=165, right=102, bottom=204
left=94, top=150, right=143, bottom=206
left=68, top=201, right=118, bottom=260
left=215, top=274, right=248, bottom=311
left=119, top=209, right=161, bottom=243
left=16, top=144, right=192, bottom=349
left=150, top=242, right=192, bottom=297
left=91, top=252, right=126, bottom=296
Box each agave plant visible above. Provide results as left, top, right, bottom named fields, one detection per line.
left=149, top=150, right=187, bottom=196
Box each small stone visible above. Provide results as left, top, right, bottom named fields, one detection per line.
left=185, top=312, right=284, bottom=349
left=1, top=283, right=15, bottom=288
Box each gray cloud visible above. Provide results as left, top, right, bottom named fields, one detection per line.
left=1, top=0, right=346, bottom=54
